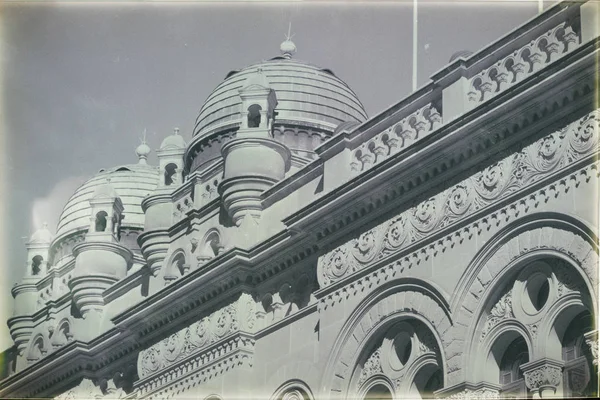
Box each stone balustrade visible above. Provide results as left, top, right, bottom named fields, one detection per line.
left=467, top=20, right=580, bottom=105
left=350, top=102, right=442, bottom=174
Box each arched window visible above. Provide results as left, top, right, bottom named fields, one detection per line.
left=247, top=104, right=262, bottom=128
left=499, top=336, right=529, bottom=396
left=95, top=211, right=108, bottom=232
left=31, top=255, right=43, bottom=276
left=172, top=253, right=187, bottom=276
left=363, top=383, right=393, bottom=400
left=562, top=311, right=596, bottom=397
left=164, top=163, right=178, bottom=186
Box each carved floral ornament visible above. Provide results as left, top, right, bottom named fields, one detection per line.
left=137, top=293, right=256, bottom=378
left=318, top=110, right=600, bottom=287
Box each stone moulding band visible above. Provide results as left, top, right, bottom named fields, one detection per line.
left=317, top=109, right=600, bottom=289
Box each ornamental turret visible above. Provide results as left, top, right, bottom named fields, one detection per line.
left=69, top=180, right=132, bottom=321
left=157, top=128, right=186, bottom=190
left=8, top=224, right=55, bottom=360
left=219, top=67, right=291, bottom=226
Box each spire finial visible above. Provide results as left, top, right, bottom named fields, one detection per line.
left=174, top=127, right=180, bottom=135
left=135, top=128, right=151, bottom=164
left=280, top=22, right=297, bottom=59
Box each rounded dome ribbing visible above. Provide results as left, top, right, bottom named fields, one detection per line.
left=193, top=57, right=368, bottom=138
left=55, top=164, right=159, bottom=241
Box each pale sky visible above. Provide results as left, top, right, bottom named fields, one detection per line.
left=0, top=0, right=548, bottom=351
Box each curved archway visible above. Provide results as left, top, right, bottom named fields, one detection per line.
left=450, top=216, right=598, bottom=387
left=270, top=379, right=315, bottom=400
left=163, top=249, right=188, bottom=284
left=321, top=280, right=451, bottom=399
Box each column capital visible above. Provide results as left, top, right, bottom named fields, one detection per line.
left=521, top=358, right=563, bottom=395
left=584, top=330, right=598, bottom=366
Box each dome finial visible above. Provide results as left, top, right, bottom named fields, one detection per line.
left=135, top=128, right=151, bottom=164
left=280, top=22, right=296, bottom=59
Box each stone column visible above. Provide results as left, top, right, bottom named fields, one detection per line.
left=584, top=330, right=598, bottom=366
left=521, top=358, right=564, bottom=398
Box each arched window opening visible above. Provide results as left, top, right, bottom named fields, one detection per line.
left=95, top=211, right=108, bottom=232
left=31, top=255, right=43, bottom=276
left=363, top=383, right=393, bottom=400
left=172, top=253, right=187, bottom=276
left=499, top=336, right=529, bottom=396
left=411, top=365, right=443, bottom=399
left=164, top=163, right=178, bottom=186
left=562, top=311, right=596, bottom=397
left=248, top=104, right=262, bottom=128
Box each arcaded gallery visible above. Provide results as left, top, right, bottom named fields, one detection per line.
left=1, top=1, right=599, bottom=399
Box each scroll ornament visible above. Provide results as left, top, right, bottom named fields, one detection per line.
left=318, top=110, right=600, bottom=287
left=137, top=293, right=256, bottom=378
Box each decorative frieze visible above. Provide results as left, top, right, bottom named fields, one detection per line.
left=467, top=19, right=580, bottom=105
left=351, top=103, right=442, bottom=174
left=318, top=110, right=599, bottom=288
left=137, top=293, right=257, bottom=380
left=440, top=387, right=500, bottom=399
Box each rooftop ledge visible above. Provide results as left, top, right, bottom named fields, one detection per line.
left=316, top=0, right=587, bottom=159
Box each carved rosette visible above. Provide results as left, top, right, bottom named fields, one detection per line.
left=384, top=215, right=408, bottom=250
left=570, top=110, right=599, bottom=156
left=318, top=244, right=355, bottom=286
left=351, top=225, right=386, bottom=264
left=521, top=359, right=563, bottom=393
left=410, top=197, right=440, bottom=235
left=472, top=157, right=513, bottom=201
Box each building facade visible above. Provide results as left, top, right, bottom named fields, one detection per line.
left=1, top=1, right=599, bottom=399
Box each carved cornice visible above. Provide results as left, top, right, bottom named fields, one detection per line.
left=136, top=333, right=255, bottom=398
left=137, top=293, right=256, bottom=380
left=317, top=109, right=599, bottom=289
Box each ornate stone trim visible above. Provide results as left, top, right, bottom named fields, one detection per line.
left=480, top=289, right=514, bottom=341
left=584, top=330, right=598, bottom=366
left=351, top=102, right=442, bottom=174
left=357, top=348, right=383, bottom=389
left=318, top=110, right=599, bottom=288
left=137, top=293, right=256, bottom=379
left=467, top=19, right=580, bottom=106
left=521, top=358, right=564, bottom=394
left=136, top=334, right=254, bottom=399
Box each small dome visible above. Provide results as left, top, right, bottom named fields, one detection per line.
left=30, top=223, right=54, bottom=245
left=160, top=128, right=187, bottom=150
left=55, top=163, right=159, bottom=242
left=194, top=58, right=367, bottom=138
left=449, top=50, right=473, bottom=63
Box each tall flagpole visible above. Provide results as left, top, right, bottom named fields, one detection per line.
left=412, top=0, right=418, bottom=92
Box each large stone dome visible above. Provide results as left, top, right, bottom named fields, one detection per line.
left=55, top=163, right=159, bottom=242
left=193, top=56, right=368, bottom=138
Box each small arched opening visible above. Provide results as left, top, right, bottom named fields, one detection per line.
left=561, top=310, right=597, bottom=397
left=363, top=383, right=393, bottom=400
left=164, top=163, right=178, bottom=186
left=486, top=331, right=529, bottom=398
left=31, top=255, right=44, bottom=276
left=247, top=104, right=262, bottom=128
left=95, top=211, right=108, bottom=232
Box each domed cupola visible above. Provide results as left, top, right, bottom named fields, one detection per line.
left=51, top=147, right=159, bottom=266
left=186, top=39, right=368, bottom=174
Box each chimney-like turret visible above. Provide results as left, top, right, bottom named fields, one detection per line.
left=219, top=69, right=291, bottom=226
